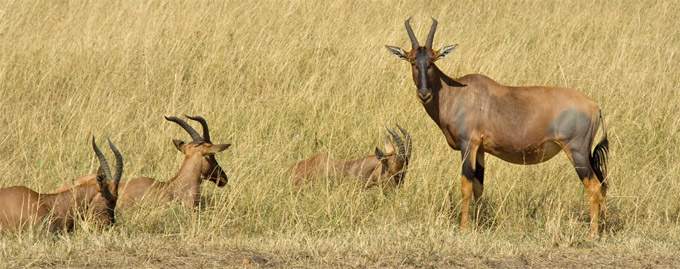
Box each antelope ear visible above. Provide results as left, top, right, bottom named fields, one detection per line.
left=96, top=167, right=106, bottom=183
left=95, top=167, right=109, bottom=191
left=172, top=139, right=186, bottom=152
left=203, top=143, right=230, bottom=155
left=375, top=147, right=385, bottom=160
left=384, top=137, right=395, bottom=155
left=385, top=45, right=409, bottom=61
left=436, top=44, right=457, bottom=60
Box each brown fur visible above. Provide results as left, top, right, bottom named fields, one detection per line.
left=99, top=115, right=230, bottom=210
left=0, top=182, right=102, bottom=233
left=67, top=143, right=230, bottom=211
left=117, top=142, right=229, bottom=209
left=290, top=126, right=411, bottom=189
left=386, top=18, right=609, bottom=236
left=0, top=138, right=121, bottom=234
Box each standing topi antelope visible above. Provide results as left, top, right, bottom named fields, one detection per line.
left=290, top=125, right=412, bottom=189
left=0, top=137, right=122, bottom=234
left=385, top=18, right=609, bottom=236
left=89, top=115, right=231, bottom=210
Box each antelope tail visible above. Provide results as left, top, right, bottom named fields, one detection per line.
left=590, top=109, right=609, bottom=184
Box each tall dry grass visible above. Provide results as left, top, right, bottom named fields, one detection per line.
left=1, top=0, right=679, bottom=266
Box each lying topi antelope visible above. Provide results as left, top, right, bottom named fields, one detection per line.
left=73, top=115, right=230, bottom=210
left=290, top=125, right=412, bottom=188
left=385, top=18, right=609, bottom=236
left=0, top=137, right=122, bottom=234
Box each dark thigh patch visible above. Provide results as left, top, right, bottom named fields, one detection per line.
left=546, top=110, right=592, bottom=143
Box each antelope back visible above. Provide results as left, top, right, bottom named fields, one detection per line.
left=289, top=153, right=334, bottom=186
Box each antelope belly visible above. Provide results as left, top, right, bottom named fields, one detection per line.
left=488, top=141, right=563, bottom=165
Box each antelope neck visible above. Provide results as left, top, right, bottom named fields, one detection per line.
left=169, top=153, right=204, bottom=187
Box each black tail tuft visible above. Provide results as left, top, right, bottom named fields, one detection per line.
left=591, top=136, right=609, bottom=183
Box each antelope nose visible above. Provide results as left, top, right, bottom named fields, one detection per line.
left=218, top=174, right=228, bottom=187
left=417, top=91, right=432, bottom=103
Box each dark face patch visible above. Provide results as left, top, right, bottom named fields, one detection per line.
left=106, top=198, right=116, bottom=224
left=412, top=47, right=435, bottom=103
left=203, top=155, right=228, bottom=187
left=94, top=189, right=117, bottom=226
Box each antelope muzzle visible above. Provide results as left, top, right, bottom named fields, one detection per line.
left=417, top=89, right=433, bottom=104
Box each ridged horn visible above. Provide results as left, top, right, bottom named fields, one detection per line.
left=92, top=137, right=113, bottom=184
left=185, top=115, right=211, bottom=143
left=405, top=17, right=420, bottom=49
left=107, top=138, right=123, bottom=189
left=396, top=124, right=412, bottom=163
left=425, top=17, right=438, bottom=48
left=386, top=126, right=407, bottom=163
left=165, top=116, right=202, bottom=143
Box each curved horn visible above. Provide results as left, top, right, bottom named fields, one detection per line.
left=396, top=124, right=412, bottom=162
left=425, top=17, right=438, bottom=48
left=92, top=137, right=113, bottom=183
left=185, top=115, right=211, bottom=143
left=386, top=126, right=407, bottom=163
left=404, top=17, right=420, bottom=49
left=165, top=116, right=202, bottom=143
left=107, top=138, right=123, bottom=188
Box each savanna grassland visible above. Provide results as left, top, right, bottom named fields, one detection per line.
left=1, top=0, right=679, bottom=267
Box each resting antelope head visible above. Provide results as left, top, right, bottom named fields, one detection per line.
left=385, top=17, right=458, bottom=104
left=165, top=115, right=231, bottom=187
left=90, top=137, right=123, bottom=226
left=374, top=125, right=412, bottom=185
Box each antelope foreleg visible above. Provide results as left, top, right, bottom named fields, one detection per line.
left=472, top=172, right=484, bottom=202
left=460, top=174, right=473, bottom=230
left=472, top=150, right=485, bottom=224
left=459, top=143, right=479, bottom=231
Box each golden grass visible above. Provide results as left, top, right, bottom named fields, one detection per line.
left=1, top=0, right=679, bottom=266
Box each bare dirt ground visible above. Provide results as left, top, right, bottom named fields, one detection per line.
left=15, top=247, right=679, bottom=268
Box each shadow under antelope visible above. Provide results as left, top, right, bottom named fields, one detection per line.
left=0, top=137, right=122, bottom=234
left=289, top=125, right=412, bottom=189
left=67, top=115, right=231, bottom=210
left=385, top=18, right=609, bottom=236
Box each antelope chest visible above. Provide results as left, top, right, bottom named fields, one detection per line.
left=439, top=124, right=462, bottom=150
